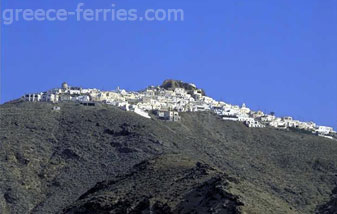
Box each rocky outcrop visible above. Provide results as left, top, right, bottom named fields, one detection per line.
left=316, top=186, right=337, bottom=214
left=63, top=155, right=243, bottom=214
left=161, top=79, right=206, bottom=96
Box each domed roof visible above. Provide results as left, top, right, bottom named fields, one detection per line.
left=62, top=82, right=69, bottom=89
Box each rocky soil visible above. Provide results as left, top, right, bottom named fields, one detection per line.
left=316, top=186, right=337, bottom=214
left=0, top=101, right=337, bottom=214
left=63, top=155, right=243, bottom=214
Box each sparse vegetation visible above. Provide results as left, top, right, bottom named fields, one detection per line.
left=0, top=102, right=336, bottom=214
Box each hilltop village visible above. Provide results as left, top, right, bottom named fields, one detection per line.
left=22, top=80, right=336, bottom=139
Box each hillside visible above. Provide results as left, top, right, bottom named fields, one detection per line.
left=0, top=101, right=337, bottom=214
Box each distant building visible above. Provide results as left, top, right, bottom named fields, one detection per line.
left=23, top=93, right=42, bottom=102
left=156, top=110, right=181, bottom=122
left=244, top=119, right=265, bottom=128
left=316, top=126, right=333, bottom=135
left=62, top=82, right=69, bottom=90
left=19, top=81, right=336, bottom=139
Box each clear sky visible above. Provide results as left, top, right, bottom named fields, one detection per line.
left=1, top=0, right=336, bottom=129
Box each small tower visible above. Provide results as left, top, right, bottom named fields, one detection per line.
left=62, top=82, right=69, bottom=90
left=242, top=103, right=246, bottom=108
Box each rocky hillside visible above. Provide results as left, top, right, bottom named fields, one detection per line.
left=0, top=101, right=337, bottom=214
left=63, top=155, right=243, bottom=214
left=316, top=187, right=337, bottom=214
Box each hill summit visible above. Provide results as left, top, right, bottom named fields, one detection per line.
left=160, top=79, right=206, bottom=96
left=20, top=80, right=336, bottom=139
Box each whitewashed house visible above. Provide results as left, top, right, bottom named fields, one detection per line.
left=260, top=115, right=276, bottom=123
left=316, top=126, right=333, bottom=135
left=77, top=95, right=90, bottom=102
left=156, top=110, right=181, bottom=122
left=129, top=105, right=151, bottom=119
left=244, top=118, right=265, bottom=128
left=23, top=93, right=43, bottom=102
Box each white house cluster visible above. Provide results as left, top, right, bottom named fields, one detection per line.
left=22, top=81, right=336, bottom=139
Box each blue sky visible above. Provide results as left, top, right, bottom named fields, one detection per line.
left=1, top=0, right=336, bottom=129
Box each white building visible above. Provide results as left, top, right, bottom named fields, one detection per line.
left=157, top=110, right=181, bottom=122
left=316, top=126, right=333, bottom=135
left=20, top=81, right=336, bottom=139
left=131, top=106, right=151, bottom=119
left=244, top=118, right=265, bottom=128
left=23, top=93, right=43, bottom=102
